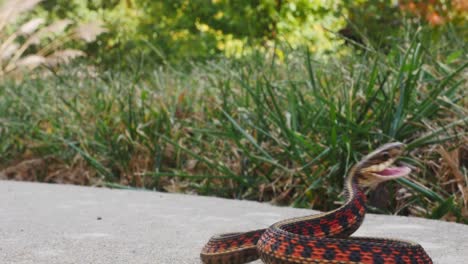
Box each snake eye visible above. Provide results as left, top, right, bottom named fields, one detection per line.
left=382, top=152, right=390, bottom=160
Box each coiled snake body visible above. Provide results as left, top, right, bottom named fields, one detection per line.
left=201, top=142, right=432, bottom=263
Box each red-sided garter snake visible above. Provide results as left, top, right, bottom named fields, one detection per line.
left=201, top=142, right=432, bottom=264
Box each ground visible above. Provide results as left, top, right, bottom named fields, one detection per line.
left=1, top=181, right=467, bottom=264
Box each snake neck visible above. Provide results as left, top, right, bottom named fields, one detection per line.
left=343, top=167, right=366, bottom=205
left=273, top=167, right=367, bottom=238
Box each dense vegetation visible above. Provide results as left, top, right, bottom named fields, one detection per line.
left=0, top=0, right=467, bottom=223
left=32, top=0, right=468, bottom=62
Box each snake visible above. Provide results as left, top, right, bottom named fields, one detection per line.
left=200, top=142, right=433, bottom=264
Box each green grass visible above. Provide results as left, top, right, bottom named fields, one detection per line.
left=1, top=27, right=467, bottom=223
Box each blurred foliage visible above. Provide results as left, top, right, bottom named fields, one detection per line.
left=1, top=24, right=466, bottom=222
left=35, top=0, right=345, bottom=63
left=339, top=0, right=468, bottom=50
left=0, top=0, right=105, bottom=78
left=32, top=0, right=467, bottom=64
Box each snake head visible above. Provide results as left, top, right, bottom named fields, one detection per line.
left=355, top=142, right=411, bottom=188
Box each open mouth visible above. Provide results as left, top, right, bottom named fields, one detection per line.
left=363, top=158, right=412, bottom=180
left=373, top=165, right=411, bottom=178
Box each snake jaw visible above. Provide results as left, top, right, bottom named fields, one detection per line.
left=372, top=164, right=411, bottom=178
left=358, top=163, right=411, bottom=188
left=366, top=166, right=411, bottom=188
left=361, top=158, right=411, bottom=178
left=359, top=163, right=411, bottom=188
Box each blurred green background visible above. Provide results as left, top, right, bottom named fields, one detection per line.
left=25, top=0, right=468, bottom=63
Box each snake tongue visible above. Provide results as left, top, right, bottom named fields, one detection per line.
left=375, top=166, right=411, bottom=178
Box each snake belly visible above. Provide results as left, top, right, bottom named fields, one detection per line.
left=200, top=177, right=432, bottom=264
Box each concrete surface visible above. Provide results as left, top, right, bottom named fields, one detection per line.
left=0, top=181, right=467, bottom=264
